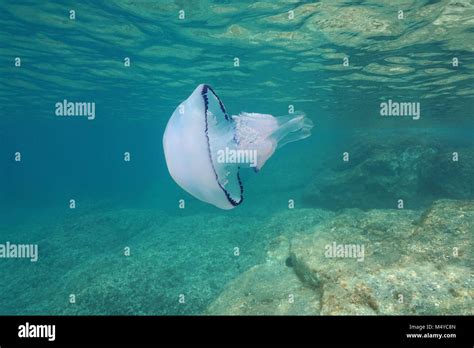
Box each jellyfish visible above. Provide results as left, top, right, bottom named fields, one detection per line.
left=163, top=84, right=313, bottom=209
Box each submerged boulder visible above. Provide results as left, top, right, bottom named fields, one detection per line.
left=205, top=236, right=320, bottom=315
left=207, top=200, right=473, bottom=315
left=302, top=131, right=474, bottom=210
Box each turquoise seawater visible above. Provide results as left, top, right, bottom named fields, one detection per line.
left=0, top=0, right=473, bottom=315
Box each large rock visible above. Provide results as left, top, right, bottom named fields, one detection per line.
left=207, top=200, right=473, bottom=315
left=303, top=131, right=474, bottom=210
left=293, top=199, right=473, bottom=315
left=206, top=236, right=320, bottom=315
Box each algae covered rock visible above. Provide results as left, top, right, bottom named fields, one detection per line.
left=206, top=236, right=320, bottom=315
left=291, top=199, right=473, bottom=315
left=409, top=199, right=473, bottom=265
left=303, top=131, right=474, bottom=210
left=208, top=200, right=473, bottom=315
left=205, top=262, right=321, bottom=315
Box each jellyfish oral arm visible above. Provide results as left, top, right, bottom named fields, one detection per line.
left=232, top=112, right=313, bottom=171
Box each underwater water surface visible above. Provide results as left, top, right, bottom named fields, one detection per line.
left=0, top=0, right=473, bottom=315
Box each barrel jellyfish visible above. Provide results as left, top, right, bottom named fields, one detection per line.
left=163, top=84, right=313, bottom=209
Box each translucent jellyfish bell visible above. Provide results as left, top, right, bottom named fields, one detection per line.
left=163, top=84, right=313, bottom=209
